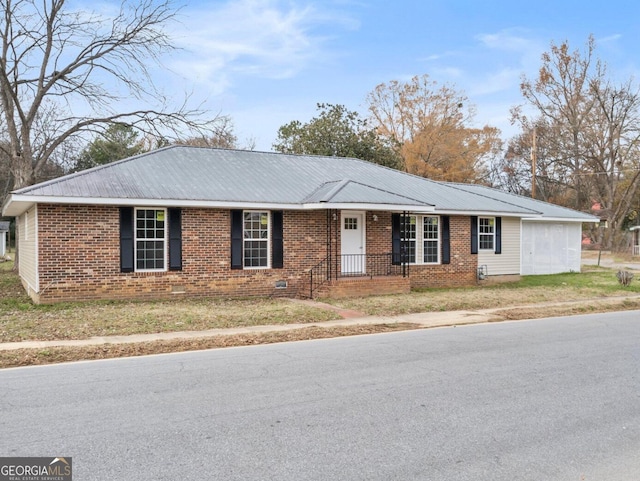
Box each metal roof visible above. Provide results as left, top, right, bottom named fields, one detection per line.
left=0, top=221, right=9, bottom=231
left=1, top=146, right=599, bottom=222
left=448, top=183, right=599, bottom=222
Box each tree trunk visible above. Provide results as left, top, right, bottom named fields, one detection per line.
left=10, top=153, right=35, bottom=190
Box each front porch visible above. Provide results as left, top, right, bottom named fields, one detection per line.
left=308, top=252, right=410, bottom=299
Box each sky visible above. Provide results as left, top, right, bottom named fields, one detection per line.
left=112, top=0, right=640, bottom=151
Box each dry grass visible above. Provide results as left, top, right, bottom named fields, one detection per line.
left=324, top=270, right=640, bottom=316
left=2, top=253, right=640, bottom=368
left=0, top=263, right=339, bottom=342
left=0, top=323, right=420, bottom=369
left=0, top=295, right=341, bottom=342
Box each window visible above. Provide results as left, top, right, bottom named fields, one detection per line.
left=400, top=215, right=441, bottom=264
left=243, top=211, right=269, bottom=268
left=135, top=208, right=166, bottom=271
left=344, top=217, right=358, bottom=230
left=479, top=217, right=495, bottom=250
left=401, top=215, right=417, bottom=263
left=423, top=216, right=439, bottom=263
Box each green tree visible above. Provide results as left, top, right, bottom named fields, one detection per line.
left=73, top=124, right=146, bottom=172
left=273, top=103, right=403, bottom=169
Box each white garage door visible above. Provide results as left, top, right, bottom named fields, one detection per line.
left=521, top=222, right=581, bottom=275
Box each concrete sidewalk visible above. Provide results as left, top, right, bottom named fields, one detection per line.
left=2, top=295, right=640, bottom=352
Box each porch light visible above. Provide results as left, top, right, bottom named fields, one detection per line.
left=373, top=214, right=378, bottom=222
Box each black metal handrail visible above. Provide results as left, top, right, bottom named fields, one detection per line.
left=308, top=253, right=407, bottom=297
left=309, top=257, right=330, bottom=298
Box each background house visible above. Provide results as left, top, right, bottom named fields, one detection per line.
left=0, top=221, right=8, bottom=257
left=1, top=146, right=600, bottom=303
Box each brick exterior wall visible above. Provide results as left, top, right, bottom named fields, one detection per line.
left=36, top=205, right=329, bottom=303
left=363, top=212, right=477, bottom=289
left=406, top=216, right=478, bottom=289
left=33, top=204, right=478, bottom=303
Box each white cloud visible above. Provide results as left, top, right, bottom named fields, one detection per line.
left=468, top=67, right=521, bottom=96
left=167, top=0, right=356, bottom=94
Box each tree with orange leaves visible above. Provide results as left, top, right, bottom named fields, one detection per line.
left=366, top=75, right=501, bottom=183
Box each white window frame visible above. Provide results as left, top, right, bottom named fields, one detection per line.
left=401, top=215, right=441, bottom=265
left=243, top=210, right=271, bottom=269
left=422, top=216, right=440, bottom=264
left=401, top=215, right=417, bottom=264
left=134, top=207, right=168, bottom=272
left=478, top=217, right=495, bottom=251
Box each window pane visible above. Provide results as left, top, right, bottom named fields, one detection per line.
left=344, top=218, right=358, bottom=230
left=423, top=217, right=439, bottom=263
left=243, top=212, right=269, bottom=267
left=479, top=217, right=494, bottom=250
left=135, top=209, right=165, bottom=270
left=424, top=240, right=438, bottom=263
left=423, top=217, right=439, bottom=240
left=401, top=216, right=416, bottom=264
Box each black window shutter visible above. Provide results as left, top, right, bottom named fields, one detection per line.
left=231, top=210, right=243, bottom=269
left=471, top=216, right=478, bottom=254
left=120, top=207, right=134, bottom=272
left=391, top=213, right=401, bottom=265
left=272, top=211, right=284, bottom=269
left=441, top=216, right=450, bottom=264
left=168, top=208, right=182, bottom=271
left=495, top=216, right=502, bottom=254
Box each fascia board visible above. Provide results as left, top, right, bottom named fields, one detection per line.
left=434, top=209, right=540, bottom=218
left=303, top=202, right=436, bottom=212
left=3, top=195, right=436, bottom=216
left=3, top=195, right=306, bottom=214
left=521, top=216, right=600, bottom=223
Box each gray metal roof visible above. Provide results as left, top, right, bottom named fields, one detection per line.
left=448, top=183, right=599, bottom=222
left=2, top=146, right=599, bottom=221
left=0, top=221, right=9, bottom=231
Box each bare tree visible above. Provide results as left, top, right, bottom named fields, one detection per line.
left=514, top=36, right=600, bottom=211
left=584, top=77, right=640, bottom=247
left=495, top=119, right=577, bottom=205
left=177, top=116, right=238, bottom=149
left=0, top=0, right=227, bottom=190
left=514, top=36, right=640, bottom=249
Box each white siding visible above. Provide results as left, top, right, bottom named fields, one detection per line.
left=478, top=217, right=521, bottom=276
left=18, top=206, right=38, bottom=294
left=521, top=221, right=581, bottom=275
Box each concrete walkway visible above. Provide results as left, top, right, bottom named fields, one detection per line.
left=2, top=294, right=640, bottom=352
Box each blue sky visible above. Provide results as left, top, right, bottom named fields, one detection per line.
left=146, top=0, right=640, bottom=150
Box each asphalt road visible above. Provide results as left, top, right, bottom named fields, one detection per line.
left=1, top=311, right=640, bottom=480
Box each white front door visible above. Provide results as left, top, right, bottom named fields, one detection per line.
left=341, top=211, right=365, bottom=274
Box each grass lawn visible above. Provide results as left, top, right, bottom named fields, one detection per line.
left=1, top=257, right=640, bottom=343
left=323, top=269, right=640, bottom=316
left=2, top=256, right=640, bottom=368
left=0, top=261, right=339, bottom=342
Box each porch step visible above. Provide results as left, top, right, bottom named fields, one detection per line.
left=314, top=275, right=410, bottom=299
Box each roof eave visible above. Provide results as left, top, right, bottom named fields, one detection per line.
left=521, top=216, right=600, bottom=223
left=2, top=195, right=437, bottom=216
